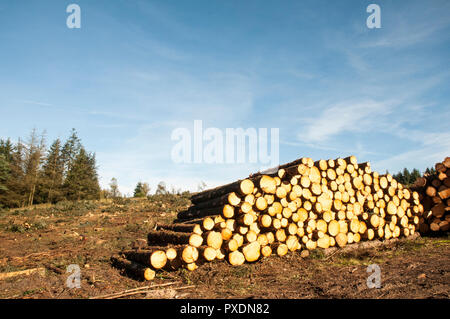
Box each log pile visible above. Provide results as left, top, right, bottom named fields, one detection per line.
left=412, top=157, right=450, bottom=233
left=112, top=155, right=423, bottom=280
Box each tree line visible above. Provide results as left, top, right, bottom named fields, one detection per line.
left=391, top=167, right=436, bottom=186
left=105, top=179, right=188, bottom=199
left=0, top=129, right=100, bottom=208
left=2, top=128, right=434, bottom=209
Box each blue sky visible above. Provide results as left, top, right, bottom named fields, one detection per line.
left=1, top=0, right=449, bottom=195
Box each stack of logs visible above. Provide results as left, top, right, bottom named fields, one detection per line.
left=412, top=157, right=450, bottom=233
left=112, top=155, right=424, bottom=280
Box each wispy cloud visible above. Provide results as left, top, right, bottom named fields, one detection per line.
left=359, top=6, right=450, bottom=49
left=298, top=99, right=395, bottom=143
left=20, top=100, right=53, bottom=107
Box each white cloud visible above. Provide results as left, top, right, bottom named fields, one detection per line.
left=20, top=100, right=53, bottom=107
left=373, top=145, right=450, bottom=174
left=299, top=99, right=394, bottom=142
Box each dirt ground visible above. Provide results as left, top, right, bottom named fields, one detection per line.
left=0, top=196, right=449, bottom=299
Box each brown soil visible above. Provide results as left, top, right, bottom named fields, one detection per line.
left=0, top=196, right=449, bottom=299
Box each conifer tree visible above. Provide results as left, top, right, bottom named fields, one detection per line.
left=63, top=148, right=100, bottom=200
left=38, top=139, right=64, bottom=203
left=61, top=128, right=82, bottom=177
left=3, top=139, right=27, bottom=207
left=0, top=139, right=13, bottom=194
left=134, top=182, right=150, bottom=197
left=0, top=154, right=10, bottom=192
left=134, top=182, right=143, bottom=197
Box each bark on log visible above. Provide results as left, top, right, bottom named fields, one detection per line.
left=190, top=179, right=254, bottom=204
left=147, top=230, right=201, bottom=247
left=111, top=256, right=155, bottom=281
left=121, top=249, right=167, bottom=269
left=155, top=223, right=199, bottom=233
left=177, top=206, right=224, bottom=220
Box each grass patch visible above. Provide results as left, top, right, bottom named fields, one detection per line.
left=230, top=264, right=252, bottom=278
left=309, top=249, right=326, bottom=260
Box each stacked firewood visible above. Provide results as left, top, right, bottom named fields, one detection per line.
left=412, top=157, right=450, bottom=233
left=112, top=156, right=423, bottom=280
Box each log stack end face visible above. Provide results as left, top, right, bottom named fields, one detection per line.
left=112, top=155, right=450, bottom=280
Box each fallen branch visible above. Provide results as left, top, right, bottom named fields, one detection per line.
left=0, top=267, right=46, bottom=280
left=89, top=281, right=182, bottom=299
left=103, top=285, right=195, bottom=299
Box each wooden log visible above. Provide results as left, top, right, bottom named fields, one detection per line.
left=181, top=246, right=199, bottom=263
left=438, top=188, right=450, bottom=200
left=190, top=193, right=242, bottom=212
left=436, top=162, right=446, bottom=173
left=221, top=228, right=233, bottom=241
left=228, top=251, right=245, bottom=266
left=147, top=230, right=202, bottom=247
left=245, top=230, right=258, bottom=243
left=426, top=186, right=437, bottom=197
left=121, top=249, right=167, bottom=269
left=198, top=246, right=217, bottom=262
left=186, top=263, right=198, bottom=271
left=258, top=175, right=277, bottom=194
left=431, top=203, right=445, bottom=218
left=177, top=206, right=223, bottom=220
left=261, top=245, right=272, bottom=257
left=155, top=223, right=200, bottom=233
left=413, top=177, right=427, bottom=188
left=205, top=231, right=223, bottom=249
left=173, top=217, right=209, bottom=225
left=335, top=233, right=347, bottom=247
left=275, top=243, right=289, bottom=256
left=190, top=179, right=254, bottom=204
left=202, top=217, right=216, bottom=231
left=286, top=235, right=300, bottom=251
left=111, top=256, right=155, bottom=281
left=242, top=241, right=261, bottom=262
left=443, top=157, right=450, bottom=168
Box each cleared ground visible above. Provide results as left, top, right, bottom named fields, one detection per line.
left=0, top=196, right=448, bottom=299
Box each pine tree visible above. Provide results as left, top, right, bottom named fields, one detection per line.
left=63, top=148, right=100, bottom=201
left=0, top=139, right=13, bottom=193
left=37, top=139, right=64, bottom=203
left=403, top=168, right=411, bottom=185
left=2, top=139, right=27, bottom=207
left=134, top=182, right=150, bottom=197
left=61, top=128, right=82, bottom=177
left=0, top=154, right=10, bottom=192
left=0, top=139, right=14, bottom=162
left=134, top=182, right=143, bottom=197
